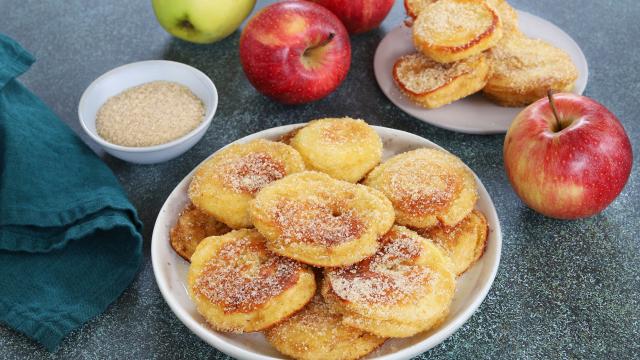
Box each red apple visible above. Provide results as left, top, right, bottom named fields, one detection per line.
left=504, top=92, right=633, bottom=219
left=310, top=0, right=395, bottom=34
left=239, top=0, right=351, bottom=105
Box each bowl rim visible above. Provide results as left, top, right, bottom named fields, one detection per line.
left=78, top=60, right=217, bottom=153
left=151, top=124, right=503, bottom=360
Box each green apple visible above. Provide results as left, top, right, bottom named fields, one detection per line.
left=152, top=0, right=256, bottom=44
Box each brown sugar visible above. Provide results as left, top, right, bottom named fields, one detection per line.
left=96, top=81, right=205, bottom=147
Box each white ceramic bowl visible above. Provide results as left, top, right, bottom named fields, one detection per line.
left=151, top=125, right=502, bottom=360
left=78, top=60, right=217, bottom=164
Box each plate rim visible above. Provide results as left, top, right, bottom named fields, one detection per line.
left=374, top=9, right=590, bottom=135
left=151, top=124, right=503, bottom=360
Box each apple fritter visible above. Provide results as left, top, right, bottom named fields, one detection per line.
left=486, top=0, right=519, bottom=32
left=484, top=32, right=578, bottom=107
left=393, top=52, right=490, bottom=109
left=188, top=139, right=306, bottom=229
left=412, top=0, right=503, bottom=63
left=322, top=226, right=456, bottom=338
left=289, top=117, right=383, bottom=182
left=416, top=209, right=488, bottom=275
left=364, top=148, right=478, bottom=228
left=405, top=0, right=518, bottom=33
left=169, top=203, right=230, bottom=261
left=249, top=171, right=395, bottom=267
left=265, top=295, right=386, bottom=360
left=404, top=0, right=438, bottom=19
left=188, top=229, right=316, bottom=332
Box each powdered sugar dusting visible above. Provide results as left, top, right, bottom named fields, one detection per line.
left=193, top=235, right=302, bottom=313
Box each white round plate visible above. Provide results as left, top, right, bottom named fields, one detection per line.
left=374, top=10, right=589, bottom=134
left=151, top=125, right=502, bottom=360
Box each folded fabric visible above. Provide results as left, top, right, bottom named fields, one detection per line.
left=0, top=33, right=143, bottom=351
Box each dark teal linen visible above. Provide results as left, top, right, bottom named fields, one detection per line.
left=0, top=34, right=143, bottom=351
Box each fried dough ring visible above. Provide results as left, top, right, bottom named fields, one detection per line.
left=416, top=209, right=488, bottom=275
left=404, top=0, right=438, bottom=19
left=188, top=229, right=316, bottom=332
left=406, top=0, right=518, bottom=32
left=322, top=226, right=456, bottom=338
left=265, top=295, right=386, bottom=360
left=249, top=171, right=395, bottom=267
left=169, top=203, right=230, bottom=261
left=484, top=32, right=578, bottom=107
left=412, top=0, right=503, bottom=63
left=486, top=0, right=518, bottom=32
left=289, top=118, right=383, bottom=183
left=393, top=52, right=490, bottom=109
left=364, top=148, right=478, bottom=228
left=188, top=139, right=305, bottom=229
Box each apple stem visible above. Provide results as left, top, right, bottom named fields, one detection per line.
left=547, top=90, right=562, bottom=131
left=321, top=33, right=335, bottom=46
left=304, top=33, right=335, bottom=57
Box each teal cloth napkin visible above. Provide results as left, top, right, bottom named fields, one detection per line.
left=0, top=34, right=143, bottom=351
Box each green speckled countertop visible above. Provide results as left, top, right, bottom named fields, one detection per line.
left=1, top=0, right=638, bottom=358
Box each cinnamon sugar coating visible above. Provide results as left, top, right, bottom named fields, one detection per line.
left=249, top=171, right=395, bottom=267
left=188, top=229, right=316, bottom=332
left=188, top=139, right=306, bottom=228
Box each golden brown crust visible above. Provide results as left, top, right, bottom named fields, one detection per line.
left=264, top=295, right=386, bottom=360
left=404, top=0, right=437, bottom=19
left=278, top=127, right=303, bottom=145
left=322, top=226, right=456, bottom=338
left=415, top=209, right=488, bottom=275
left=271, top=199, right=366, bottom=247
left=486, top=0, right=519, bottom=32
left=194, top=239, right=301, bottom=313
left=188, top=139, right=306, bottom=229
left=289, top=118, right=383, bottom=183
left=249, top=171, right=395, bottom=267
left=483, top=32, right=578, bottom=106
left=364, top=148, right=478, bottom=228
left=393, top=52, right=490, bottom=109
left=484, top=81, right=575, bottom=107
left=412, top=0, right=503, bottom=63
left=406, top=0, right=519, bottom=33
left=188, top=229, right=316, bottom=332
left=327, top=228, right=426, bottom=306
left=169, top=203, right=230, bottom=261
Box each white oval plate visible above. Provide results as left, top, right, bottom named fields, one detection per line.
left=374, top=10, right=589, bottom=134
left=151, top=125, right=502, bottom=360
